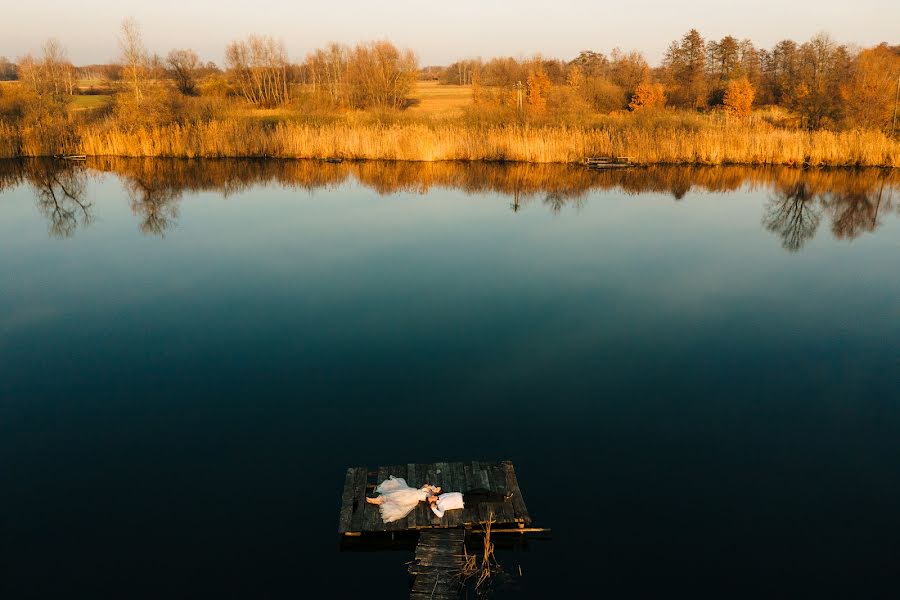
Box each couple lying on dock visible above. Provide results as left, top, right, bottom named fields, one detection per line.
left=366, top=475, right=502, bottom=523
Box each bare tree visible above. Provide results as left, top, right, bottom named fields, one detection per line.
left=16, top=39, right=75, bottom=101
left=346, top=41, right=417, bottom=109
left=0, top=56, right=17, bottom=80
left=225, top=35, right=291, bottom=107
left=29, top=163, right=93, bottom=238
left=763, top=183, right=821, bottom=251
left=305, top=43, right=348, bottom=105
left=126, top=177, right=182, bottom=236
left=167, top=49, right=200, bottom=95
left=823, top=187, right=888, bottom=240
left=41, top=39, right=68, bottom=98
left=119, top=18, right=148, bottom=105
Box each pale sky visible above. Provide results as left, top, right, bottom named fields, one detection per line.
left=1, top=0, right=897, bottom=66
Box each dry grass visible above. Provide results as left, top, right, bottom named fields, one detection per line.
left=58, top=120, right=897, bottom=166
left=1, top=80, right=898, bottom=165
left=461, top=513, right=501, bottom=594
left=406, top=81, right=473, bottom=119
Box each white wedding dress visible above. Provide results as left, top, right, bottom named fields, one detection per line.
left=373, top=476, right=430, bottom=523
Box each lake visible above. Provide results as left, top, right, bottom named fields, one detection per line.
left=1, top=159, right=898, bottom=598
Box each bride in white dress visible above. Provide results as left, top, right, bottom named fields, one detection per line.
left=365, top=476, right=440, bottom=523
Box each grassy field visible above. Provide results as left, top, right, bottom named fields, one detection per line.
left=70, top=94, right=112, bottom=110
left=406, top=81, right=473, bottom=118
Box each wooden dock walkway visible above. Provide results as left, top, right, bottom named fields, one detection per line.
left=338, top=460, right=531, bottom=535
left=584, top=156, right=637, bottom=169
left=408, top=529, right=466, bottom=599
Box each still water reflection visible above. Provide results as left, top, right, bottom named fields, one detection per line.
left=2, top=158, right=897, bottom=250
left=1, top=159, right=898, bottom=599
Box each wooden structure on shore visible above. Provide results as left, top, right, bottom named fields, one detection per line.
left=583, top=156, right=637, bottom=169
left=338, top=460, right=545, bottom=599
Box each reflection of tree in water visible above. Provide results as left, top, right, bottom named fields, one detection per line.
left=125, top=177, right=182, bottom=236
left=543, top=192, right=567, bottom=214
left=763, top=174, right=897, bottom=250
left=29, top=161, right=93, bottom=238
left=6, top=158, right=898, bottom=248
left=822, top=184, right=889, bottom=241
left=543, top=192, right=585, bottom=214
left=0, top=160, right=27, bottom=195
left=763, top=182, right=821, bottom=252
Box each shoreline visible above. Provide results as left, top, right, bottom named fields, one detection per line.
left=2, top=122, right=897, bottom=167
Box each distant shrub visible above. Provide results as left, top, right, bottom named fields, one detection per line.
left=628, top=82, right=666, bottom=111
left=723, top=78, right=755, bottom=117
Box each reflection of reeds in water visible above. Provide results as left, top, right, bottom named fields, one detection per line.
left=2, top=119, right=897, bottom=167
left=3, top=158, right=898, bottom=249
left=77, top=157, right=900, bottom=200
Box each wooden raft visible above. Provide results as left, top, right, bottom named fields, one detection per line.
left=338, top=460, right=531, bottom=535
left=584, top=156, right=636, bottom=169
left=408, top=529, right=466, bottom=599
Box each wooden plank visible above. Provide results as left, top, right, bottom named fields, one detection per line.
left=478, top=500, right=498, bottom=525
left=428, top=462, right=443, bottom=528
left=485, top=463, right=505, bottom=495
left=368, top=466, right=389, bottom=532
left=385, top=464, right=408, bottom=532
left=451, top=462, right=468, bottom=527
left=406, top=463, right=419, bottom=530
left=434, top=461, right=448, bottom=491
left=409, top=529, right=465, bottom=599
left=361, top=467, right=379, bottom=532
left=472, top=461, right=490, bottom=491
left=461, top=463, right=480, bottom=525
left=413, top=463, right=433, bottom=529
left=436, top=462, right=452, bottom=528
left=443, top=463, right=463, bottom=528
left=348, top=467, right=369, bottom=533
left=434, top=461, right=449, bottom=528
left=502, top=461, right=531, bottom=524
left=422, top=463, right=439, bottom=528
left=462, top=463, right=476, bottom=492
left=485, top=464, right=515, bottom=524
left=338, top=467, right=356, bottom=534
left=496, top=501, right=516, bottom=525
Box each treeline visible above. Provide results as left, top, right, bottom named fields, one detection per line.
left=431, top=31, right=900, bottom=130
left=3, top=23, right=899, bottom=126
left=0, top=19, right=420, bottom=121
left=0, top=21, right=899, bottom=162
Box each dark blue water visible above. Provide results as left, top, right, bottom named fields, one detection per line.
left=1, top=160, right=898, bottom=598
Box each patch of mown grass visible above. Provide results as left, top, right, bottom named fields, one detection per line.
left=70, top=95, right=112, bottom=110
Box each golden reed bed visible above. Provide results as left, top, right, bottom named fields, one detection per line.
left=1, top=120, right=898, bottom=166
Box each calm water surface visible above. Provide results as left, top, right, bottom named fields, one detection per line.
left=1, top=159, right=899, bottom=598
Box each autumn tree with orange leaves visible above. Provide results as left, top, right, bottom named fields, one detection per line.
left=840, top=43, right=900, bottom=131
left=526, top=62, right=551, bottom=114
left=628, top=82, right=666, bottom=111
left=723, top=77, right=755, bottom=116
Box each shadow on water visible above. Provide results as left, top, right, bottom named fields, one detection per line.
left=1, top=157, right=897, bottom=249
